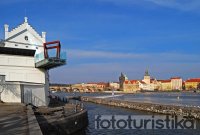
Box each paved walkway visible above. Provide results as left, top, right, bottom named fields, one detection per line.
left=0, top=103, right=28, bottom=135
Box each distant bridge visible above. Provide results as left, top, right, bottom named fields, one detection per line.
left=49, top=83, right=117, bottom=92
left=49, top=84, right=72, bottom=92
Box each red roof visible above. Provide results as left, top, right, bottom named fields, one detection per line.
left=124, top=80, right=138, bottom=84
left=185, top=78, right=200, bottom=83
left=171, top=77, right=181, bottom=79
left=150, top=79, right=156, bottom=83
left=159, top=80, right=171, bottom=83
left=87, top=82, right=108, bottom=85
left=139, top=81, right=146, bottom=84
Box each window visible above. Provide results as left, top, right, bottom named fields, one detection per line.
left=24, top=36, right=28, bottom=41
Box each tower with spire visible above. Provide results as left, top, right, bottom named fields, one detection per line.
left=143, top=69, right=151, bottom=84
left=119, top=72, right=128, bottom=90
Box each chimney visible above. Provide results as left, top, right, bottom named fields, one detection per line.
left=24, top=17, right=28, bottom=23
left=42, top=32, right=46, bottom=42
left=4, top=24, right=9, bottom=39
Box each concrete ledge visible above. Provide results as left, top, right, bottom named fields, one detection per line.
left=58, top=109, right=88, bottom=134
left=34, top=105, right=88, bottom=135
left=27, top=106, right=43, bottom=135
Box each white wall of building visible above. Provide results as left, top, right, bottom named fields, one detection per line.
left=1, top=83, right=21, bottom=103
left=109, top=82, right=119, bottom=89
left=0, top=17, right=50, bottom=106
left=1, top=83, right=49, bottom=106
left=24, top=84, right=48, bottom=106
left=171, top=79, right=182, bottom=90
left=0, top=54, right=45, bottom=83
left=0, top=54, right=50, bottom=106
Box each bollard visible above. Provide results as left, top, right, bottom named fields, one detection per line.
left=74, top=105, right=77, bottom=113
left=62, top=107, right=65, bottom=115
left=81, top=102, right=84, bottom=110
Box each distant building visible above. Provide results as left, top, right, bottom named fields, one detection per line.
left=150, top=79, right=161, bottom=90
left=158, top=80, right=171, bottom=90
left=171, top=77, right=182, bottom=90
left=119, top=70, right=160, bottom=92
left=108, top=82, right=120, bottom=90
left=87, top=82, right=108, bottom=89
left=138, top=80, right=148, bottom=90
left=158, top=77, right=182, bottom=91
left=139, top=70, right=160, bottom=91
left=143, top=70, right=150, bottom=84
left=78, top=82, right=108, bottom=92
left=119, top=72, right=128, bottom=91
left=119, top=71, right=183, bottom=92
left=123, top=80, right=140, bottom=92
left=185, top=78, right=200, bottom=90
left=119, top=73, right=140, bottom=92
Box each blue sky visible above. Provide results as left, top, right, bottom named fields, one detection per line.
left=1, top=0, right=200, bottom=83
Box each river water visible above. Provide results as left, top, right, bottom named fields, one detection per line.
left=54, top=92, right=200, bottom=107
left=83, top=102, right=200, bottom=135
left=54, top=92, right=200, bottom=135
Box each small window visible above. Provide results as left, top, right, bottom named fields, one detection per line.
left=25, top=36, right=28, bottom=41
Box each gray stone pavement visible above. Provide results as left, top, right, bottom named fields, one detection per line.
left=0, top=103, right=28, bottom=135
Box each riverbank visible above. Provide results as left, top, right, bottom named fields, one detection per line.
left=81, top=96, right=200, bottom=119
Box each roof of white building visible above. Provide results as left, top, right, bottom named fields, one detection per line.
left=1, top=17, right=46, bottom=56
left=5, top=17, right=45, bottom=44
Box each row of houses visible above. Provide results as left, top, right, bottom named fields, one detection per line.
left=119, top=71, right=200, bottom=92
left=84, top=82, right=120, bottom=91
left=50, top=81, right=120, bottom=92
left=184, top=78, right=200, bottom=90
left=51, top=72, right=200, bottom=93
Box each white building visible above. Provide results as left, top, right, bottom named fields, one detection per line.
left=0, top=17, right=66, bottom=106
left=139, top=70, right=160, bottom=91
left=171, top=77, right=182, bottom=90
left=109, top=82, right=119, bottom=89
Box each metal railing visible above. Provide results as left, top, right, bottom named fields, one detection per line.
left=35, top=51, right=67, bottom=63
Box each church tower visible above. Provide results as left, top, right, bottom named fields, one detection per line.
left=143, top=70, right=150, bottom=84
left=119, top=72, right=128, bottom=90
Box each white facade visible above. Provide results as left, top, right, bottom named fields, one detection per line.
left=109, top=82, right=119, bottom=89
left=1, top=82, right=21, bottom=103
left=0, top=17, right=50, bottom=106
left=0, top=55, right=45, bottom=83
left=171, top=78, right=183, bottom=90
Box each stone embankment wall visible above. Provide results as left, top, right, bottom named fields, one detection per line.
left=35, top=104, right=88, bottom=135
left=81, top=96, right=200, bottom=119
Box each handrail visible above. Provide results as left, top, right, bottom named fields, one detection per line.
left=35, top=51, right=67, bottom=63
